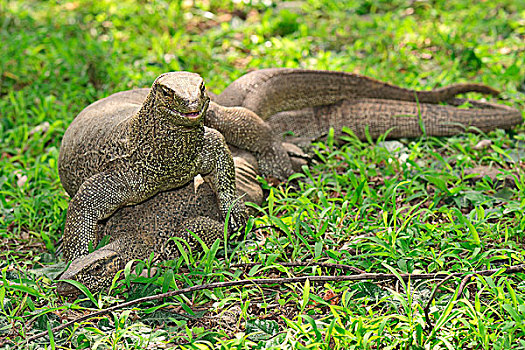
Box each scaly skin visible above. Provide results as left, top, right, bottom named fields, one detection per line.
left=214, top=68, right=504, bottom=118
left=58, top=72, right=246, bottom=261
left=209, top=68, right=521, bottom=176
left=56, top=153, right=271, bottom=295
left=267, top=97, right=523, bottom=146
left=58, top=69, right=522, bottom=291
left=206, top=102, right=296, bottom=180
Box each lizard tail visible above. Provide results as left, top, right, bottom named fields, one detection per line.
left=216, top=68, right=502, bottom=119
left=268, top=98, right=523, bottom=142
left=417, top=84, right=500, bottom=103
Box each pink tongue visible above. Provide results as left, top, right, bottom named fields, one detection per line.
left=185, top=111, right=200, bottom=118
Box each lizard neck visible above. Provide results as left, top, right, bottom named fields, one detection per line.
left=128, top=91, right=205, bottom=175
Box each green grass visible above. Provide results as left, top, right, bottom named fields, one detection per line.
left=1, top=0, right=525, bottom=348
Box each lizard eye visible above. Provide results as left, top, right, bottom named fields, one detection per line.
left=89, top=264, right=101, bottom=273
left=161, top=86, right=173, bottom=98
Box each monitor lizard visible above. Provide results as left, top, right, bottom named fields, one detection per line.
left=57, top=68, right=522, bottom=293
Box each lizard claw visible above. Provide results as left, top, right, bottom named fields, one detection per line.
left=282, top=142, right=311, bottom=172
left=224, top=201, right=248, bottom=232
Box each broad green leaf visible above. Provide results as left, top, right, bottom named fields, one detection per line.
left=7, top=284, right=44, bottom=298
left=301, top=278, right=310, bottom=314
left=245, top=318, right=279, bottom=340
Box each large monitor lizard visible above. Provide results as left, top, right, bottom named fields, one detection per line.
left=58, top=69, right=522, bottom=292
left=206, top=68, right=521, bottom=178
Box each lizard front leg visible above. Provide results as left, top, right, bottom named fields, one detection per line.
left=62, top=171, right=147, bottom=261
left=206, top=102, right=294, bottom=180
left=199, top=127, right=247, bottom=232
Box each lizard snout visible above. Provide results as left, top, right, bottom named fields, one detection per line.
left=56, top=281, right=81, bottom=297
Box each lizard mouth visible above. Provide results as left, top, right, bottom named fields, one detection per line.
left=162, top=106, right=204, bottom=120
left=181, top=111, right=201, bottom=119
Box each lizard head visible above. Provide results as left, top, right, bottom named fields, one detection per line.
left=152, top=72, right=210, bottom=127
left=56, top=247, right=123, bottom=296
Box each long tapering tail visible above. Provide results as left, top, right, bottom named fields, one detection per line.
left=216, top=68, right=502, bottom=119
left=268, top=98, right=522, bottom=142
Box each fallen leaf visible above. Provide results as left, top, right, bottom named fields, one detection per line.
left=473, top=139, right=492, bottom=150
left=29, top=121, right=50, bottom=136
left=15, top=170, right=28, bottom=188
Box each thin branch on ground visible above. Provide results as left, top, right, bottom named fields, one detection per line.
left=457, top=274, right=474, bottom=298
left=231, top=261, right=366, bottom=274
left=25, top=264, right=525, bottom=343
left=422, top=265, right=522, bottom=333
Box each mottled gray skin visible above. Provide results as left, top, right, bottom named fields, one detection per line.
left=215, top=68, right=505, bottom=118
left=214, top=68, right=521, bottom=143
left=59, top=72, right=246, bottom=261
left=206, top=103, right=296, bottom=180
left=268, top=97, right=523, bottom=147
left=57, top=142, right=308, bottom=296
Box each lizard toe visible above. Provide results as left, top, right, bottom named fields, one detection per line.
left=227, top=204, right=248, bottom=232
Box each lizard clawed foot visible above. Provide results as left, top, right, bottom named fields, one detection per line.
left=282, top=142, right=311, bottom=172
left=223, top=201, right=248, bottom=232
left=256, top=141, right=295, bottom=181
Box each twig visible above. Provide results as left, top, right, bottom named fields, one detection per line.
left=457, top=274, right=474, bottom=297
left=424, top=274, right=456, bottom=331
left=231, top=261, right=366, bottom=274
left=26, top=264, right=525, bottom=343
